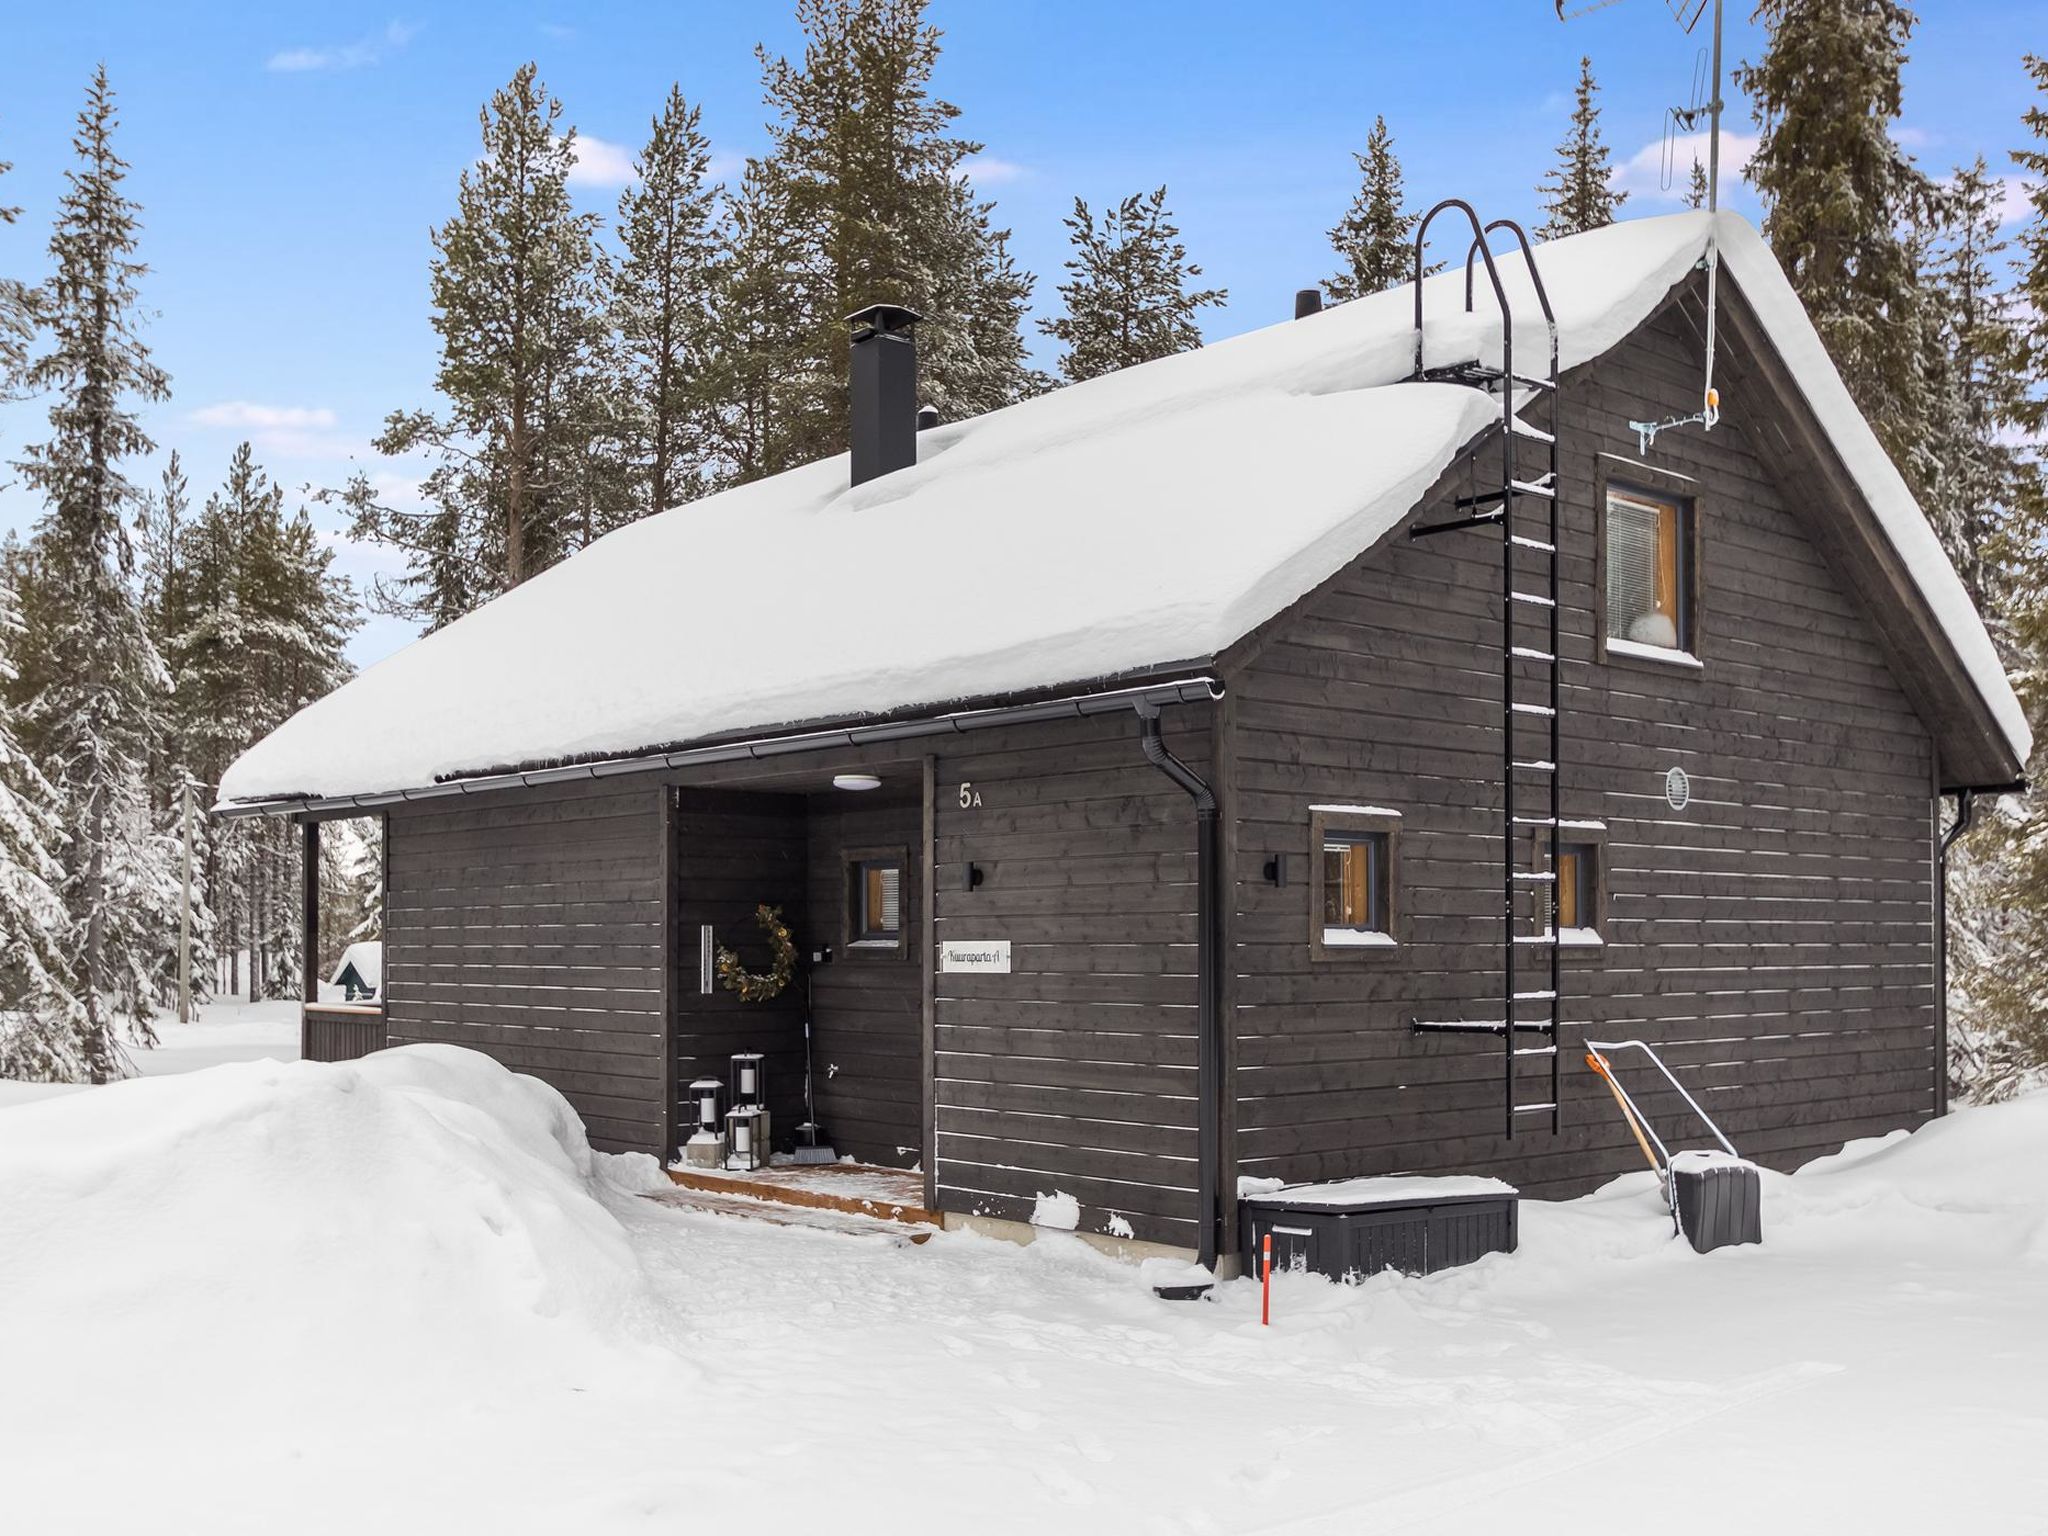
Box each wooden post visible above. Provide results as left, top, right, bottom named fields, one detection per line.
left=178, top=779, right=194, bottom=1025
left=301, top=818, right=320, bottom=1059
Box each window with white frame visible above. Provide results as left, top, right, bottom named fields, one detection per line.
left=1604, top=485, right=1692, bottom=654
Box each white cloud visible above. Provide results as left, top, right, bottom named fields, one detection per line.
left=266, top=21, right=417, bottom=74
left=1616, top=129, right=1759, bottom=204
left=190, top=402, right=339, bottom=432
left=187, top=401, right=363, bottom=460
left=1994, top=174, right=2034, bottom=229
left=958, top=154, right=1029, bottom=186
left=567, top=133, right=636, bottom=188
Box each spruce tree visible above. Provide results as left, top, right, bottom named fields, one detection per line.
left=9, top=68, right=175, bottom=1076
left=343, top=64, right=614, bottom=628
left=1684, top=156, right=1709, bottom=211
left=612, top=85, right=724, bottom=519
left=2014, top=54, right=2048, bottom=435
left=1737, top=0, right=1931, bottom=472
left=0, top=551, right=88, bottom=1082
left=749, top=0, right=1038, bottom=461
left=1324, top=116, right=1426, bottom=303
left=1536, top=57, right=1627, bottom=240
left=700, top=159, right=811, bottom=486
left=1038, top=187, right=1226, bottom=383
left=1, top=135, right=33, bottom=402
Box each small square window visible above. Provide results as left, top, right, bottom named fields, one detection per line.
left=850, top=859, right=902, bottom=943
left=1605, top=486, right=1691, bottom=652
left=1321, top=832, right=1390, bottom=938
left=1555, top=842, right=1597, bottom=936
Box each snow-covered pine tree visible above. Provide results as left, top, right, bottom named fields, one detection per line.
left=8, top=68, right=176, bottom=1076
left=1737, top=0, right=1932, bottom=475
left=2016, top=54, right=2048, bottom=436
left=1945, top=62, right=2048, bottom=1100
left=1038, top=187, right=1226, bottom=383
left=611, top=84, right=725, bottom=521
left=700, top=159, right=811, bottom=486
left=1324, top=115, right=1428, bottom=303
left=1684, top=156, right=1709, bottom=211
left=344, top=64, right=613, bottom=629
left=1536, top=57, right=1627, bottom=240
left=1, top=135, right=33, bottom=400
left=750, top=0, right=1038, bottom=460
left=0, top=551, right=89, bottom=1082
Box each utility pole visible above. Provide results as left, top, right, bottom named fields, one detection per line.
left=178, top=778, right=194, bottom=1025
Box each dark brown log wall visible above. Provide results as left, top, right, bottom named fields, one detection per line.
left=930, top=711, right=1212, bottom=1249
left=382, top=779, right=667, bottom=1154
left=1224, top=296, right=1940, bottom=1198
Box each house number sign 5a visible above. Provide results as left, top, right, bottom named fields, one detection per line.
left=957, top=782, right=983, bottom=809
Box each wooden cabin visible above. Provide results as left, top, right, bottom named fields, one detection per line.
left=220, top=212, right=2028, bottom=1273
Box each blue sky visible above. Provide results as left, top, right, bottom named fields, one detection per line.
left=0, top=1, right=2039, bottom=667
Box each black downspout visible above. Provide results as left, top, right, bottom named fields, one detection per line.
left=1137, top=705, right=1224, bottom=1273
left=1935, top=788, right=1977, bottom=1119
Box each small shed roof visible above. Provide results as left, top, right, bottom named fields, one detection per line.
left=220, top=212, right=2028, bottom=807
left=330, top=941, right=382, bottom=992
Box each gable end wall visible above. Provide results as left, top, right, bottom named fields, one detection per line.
left=1223, top=299, right=1939, bottom=1197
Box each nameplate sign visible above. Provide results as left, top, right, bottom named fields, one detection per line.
left=939, top=940, right=1011, bottom=974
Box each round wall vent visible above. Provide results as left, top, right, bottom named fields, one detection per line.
left=1665, top=766, right=1692, bottom=811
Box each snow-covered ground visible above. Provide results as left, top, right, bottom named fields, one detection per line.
left=0, top=998, right=299, bottom=1108
left=1, top=1044, right=2043, bottom=1534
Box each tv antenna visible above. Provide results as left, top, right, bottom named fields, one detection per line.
left=1558, top=0, right=1725, bottom=453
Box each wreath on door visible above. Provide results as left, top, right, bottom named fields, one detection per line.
left=715, top=904, right=797, bottom=1003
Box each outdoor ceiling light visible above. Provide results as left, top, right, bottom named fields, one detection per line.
left=833, top=773, right=882, bottom=791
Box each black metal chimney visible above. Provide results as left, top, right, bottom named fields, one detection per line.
left=1294, top=288, right=1323, bottom=320
left=848, top=302, right=922, bottom=486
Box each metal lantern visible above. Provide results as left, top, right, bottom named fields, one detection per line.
left=725, top=1104, right=765, bottom=1172
left=731, top=1051, right=766, bottom=1109
left=691, top=1077, right=724, bottom=1137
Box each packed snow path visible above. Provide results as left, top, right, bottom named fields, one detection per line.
left=1, top=1048, right=2042, bottom=1533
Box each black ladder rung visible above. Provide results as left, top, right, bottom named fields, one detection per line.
left=1510, top=372, right=1557, bottom=391
left=1511, top=758, right=1557, bottom=772
left=1510, top=534, right=1556, bottom=553
left=1514, top=1045, right=1558, bottom=1058
left=1512, top=933, right=1559, bottom=946
left=1513, top=1101, right=1559, bottom=1114
left=1511, top=418, right=1557, bottom=442
left=1411, top=1019, right=1552, bottom=1035
left=1510, top=590, right=1556, bottom=608
left=1512, top=989, right=1558, bottom=1000
left=1512, top=871, right=1557, bottom=884
left=1512, top=814, right=1562, bottom=826
left=1509, top=702, right=1557, bottom=718
left=1409, top=509, right=1503, bottom=539
left=1508, top=647, right=1555, bottom=662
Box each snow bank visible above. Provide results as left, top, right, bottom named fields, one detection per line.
left=219, top=210, right=2026, bottom=805
left=0, top=1046, right=670, bottom=1425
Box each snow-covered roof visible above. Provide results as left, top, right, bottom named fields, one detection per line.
left=330, top=941, right=382, bottom=991
left=221, top=211, right=2028, bottom=806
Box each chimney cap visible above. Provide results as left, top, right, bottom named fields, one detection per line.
left=848, top=302, right=923, bottom=336
left=1294, top=288, right=1324, bottom=320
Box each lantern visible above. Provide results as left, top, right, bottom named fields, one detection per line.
left=725, top=1104, right=765, bottom=1172
left=681, top=1077, right=728, bottom=1169
left=731, top=1051, right=766, bottom=1108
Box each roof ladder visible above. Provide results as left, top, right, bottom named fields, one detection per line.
left=1404, top=201, right=1564, bottom=1140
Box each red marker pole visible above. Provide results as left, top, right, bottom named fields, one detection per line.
left=1261, top=1232, right=1272, bottom=1327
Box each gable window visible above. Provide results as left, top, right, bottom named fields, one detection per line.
left=849, top=858, right=903, bottom=945
left=1604, top=485, right=1692, bottom=656
left=1309, top=806, right=1401, bottom=958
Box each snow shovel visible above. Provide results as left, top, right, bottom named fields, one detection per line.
left=1584, top=1041, right=1761, bottom=1253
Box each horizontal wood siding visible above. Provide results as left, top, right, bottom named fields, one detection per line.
left=301, top=1006, right=385, bottom=1062
left=807, top=795, right=923, bottom=1166
left=932, top=712, right=1212, bottom=1248
left=383, top=779, right=666, bottom=1154
left=1225, top=297, right=1940, bottom=1197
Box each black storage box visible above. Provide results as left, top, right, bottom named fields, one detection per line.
left=1670, top=1152, right=1762, bottom=1254
left=1240, top=1176, right=1518, bottom=1284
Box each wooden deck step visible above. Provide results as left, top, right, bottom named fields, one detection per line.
left=650, top=1184, right=935, bottom=1244
left=663, top=1162, right=939, bottom=1228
